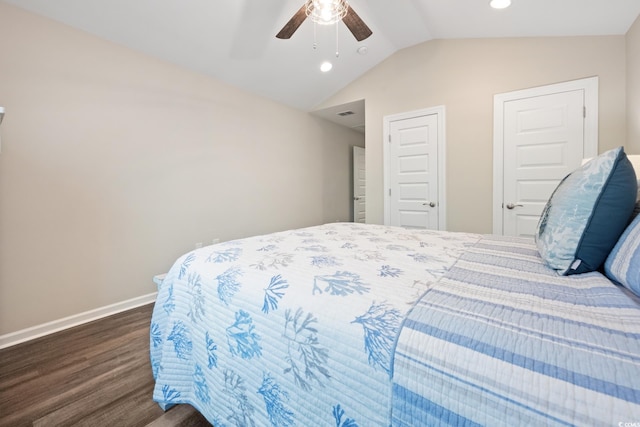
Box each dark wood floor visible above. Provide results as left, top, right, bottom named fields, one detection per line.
left=0, top=303, right=211, bottom=427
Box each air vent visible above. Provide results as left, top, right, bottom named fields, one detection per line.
left=336, top=110, right=355, bottom=117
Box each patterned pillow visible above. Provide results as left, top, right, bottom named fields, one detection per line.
left=605, top=214, right=640, bottom=296
left=535, top=146, right=637, bottom=275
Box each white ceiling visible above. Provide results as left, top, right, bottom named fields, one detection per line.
left=4, top=0, right=640, bottom=130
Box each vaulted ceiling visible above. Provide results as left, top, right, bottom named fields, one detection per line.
left=5, top=0, right=640, bottom=116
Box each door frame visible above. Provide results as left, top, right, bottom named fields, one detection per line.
left=383, top=105, right=447, bottom=230
left=352, top=146, right=366, bottom=223
left=492, top=77, right=599, bottom=235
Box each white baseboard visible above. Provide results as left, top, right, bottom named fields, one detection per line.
left=0, top=292, right=158, bottom=350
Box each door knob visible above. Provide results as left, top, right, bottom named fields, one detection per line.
left=354, top=197, right=360, bottom=201
left=505, top=203, right=523, bottom=209
left=423, top=202, right=436, bottom=207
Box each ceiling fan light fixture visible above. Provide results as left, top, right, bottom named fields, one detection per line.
left=275, top=0, right=371, bottom=42
left=490, top=0, right=511, bottom=9
left=306, top=0, right=349, bottom=25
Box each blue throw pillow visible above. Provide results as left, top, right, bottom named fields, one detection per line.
left=605, top=214, right=640, bottom=296
left=535, top=147, right=637, bottom=275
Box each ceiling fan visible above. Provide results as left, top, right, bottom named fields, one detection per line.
left=276, top=0, right=372, bottom=42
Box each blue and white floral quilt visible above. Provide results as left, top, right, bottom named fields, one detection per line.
left=150, top=222, right=479, bottom=426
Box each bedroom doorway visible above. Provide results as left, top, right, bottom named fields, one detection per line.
left=383, top=106, right=446, bottom=230
left=492, top=77, right=599, bottom=237
left=353, top=146, right=366, bottom=223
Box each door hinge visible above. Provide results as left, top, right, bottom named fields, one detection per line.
left=388, top=188, right=392, bottom=196
left=583, top=106, right=586, bottom=118
left=388, top=134, right=391, bottom=143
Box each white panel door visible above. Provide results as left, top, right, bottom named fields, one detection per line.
left=389, top=114, right=439, bottom=229
left=502, top=90, right=585, bottom=237
left=353, top=146, right=366, bottom=223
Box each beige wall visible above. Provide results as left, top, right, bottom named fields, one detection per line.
left=628, top=15, right=640, bottom=152
left=0, top=3, right=363, bottom=335
left=318, top=36, right=627, bottom=233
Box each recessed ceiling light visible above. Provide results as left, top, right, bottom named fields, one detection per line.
left=490, top=0, right=511, bottom=9
left=320, top=61, right=333, bottom=72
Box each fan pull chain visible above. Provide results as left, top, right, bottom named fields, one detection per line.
left=335, top=22, right=339, bottom=57
left=313, top=21, right=317, bottom=50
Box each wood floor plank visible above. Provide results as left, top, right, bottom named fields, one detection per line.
left=32, top=355, right=151, bottom=426
left=2, top=329, right=148, bottom=422
left=145, top=404, right=210, bottom=427
left=0, top=303, right=211, bottom=427
left=73, top=382, right=165, bottom=427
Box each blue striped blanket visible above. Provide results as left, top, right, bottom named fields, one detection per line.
left=392, top=235, right=640, bottom=426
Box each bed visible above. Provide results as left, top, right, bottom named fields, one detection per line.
left=150, top=147, right=640, bottom=426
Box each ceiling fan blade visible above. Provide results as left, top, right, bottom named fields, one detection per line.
left=342, top=5, right=372, bottom=41
left=276, top=4, right=308, bottom=39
